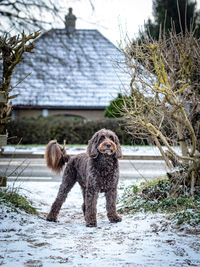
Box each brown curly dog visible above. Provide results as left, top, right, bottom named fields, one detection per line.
left=45, top=128, right=122, bottom=227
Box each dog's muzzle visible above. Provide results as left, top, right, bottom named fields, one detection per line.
left=98, top=139, right=117, bottom=155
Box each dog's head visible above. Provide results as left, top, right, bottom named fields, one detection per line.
left=87, top=129, right=122, bottom=159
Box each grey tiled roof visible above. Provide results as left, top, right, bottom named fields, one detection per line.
left=12, top=29, right=129, bottom=109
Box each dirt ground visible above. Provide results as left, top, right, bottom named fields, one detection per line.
left=0, top=180, right=200, bottom=267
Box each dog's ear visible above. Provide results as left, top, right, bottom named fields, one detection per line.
left=114, top=134, right=122, bottom=158
left=87, top=133, right=99, bottom=158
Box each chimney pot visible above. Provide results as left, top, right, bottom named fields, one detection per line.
left=65, top=7, right=76, bottom=34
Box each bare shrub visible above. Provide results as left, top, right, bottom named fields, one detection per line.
left=120, top=28, right=200, bottom=194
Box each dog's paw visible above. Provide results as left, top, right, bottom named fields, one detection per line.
left=108, top=215, right=122, bottom=223
left=86, top=221, right=97, bottom=227
left=46, top=215, right=57, bottom=222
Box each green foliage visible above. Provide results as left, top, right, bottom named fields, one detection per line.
left=104, top=93, right=125, bottom=118
left=6, top=116, right=140, bottom=145
left=0, top=187, right=37, bottom=214
left=104, top=93, right=134, bottom=119
left=137, top=0, right=200, bottom=41
left=118, top=178, right=200, bottom=225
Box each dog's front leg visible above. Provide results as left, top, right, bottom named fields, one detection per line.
left=84, top=187, right=98, bottom=227
left=105, top=188, right=122, bottom=223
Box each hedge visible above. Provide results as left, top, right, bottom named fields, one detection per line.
left=6, top=116, right=145, bottom=145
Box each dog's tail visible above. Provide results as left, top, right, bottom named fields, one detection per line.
left=45, top=140, right=70, bottom=174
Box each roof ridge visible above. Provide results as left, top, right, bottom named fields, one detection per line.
left=42, top=28, right=119, bottom=49
left=47, top=28, right=99, bottom=32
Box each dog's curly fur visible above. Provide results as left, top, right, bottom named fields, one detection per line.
left=45, top=128, right=122, bottom=227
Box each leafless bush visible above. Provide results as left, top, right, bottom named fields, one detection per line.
left=0, top=32, right=39, bottom=135
left=120, top=28, right=200, bottom=194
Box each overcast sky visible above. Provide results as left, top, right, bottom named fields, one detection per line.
left=59, top=0, right=153, bottom=46
left=58, top=0, right=200, bottom=46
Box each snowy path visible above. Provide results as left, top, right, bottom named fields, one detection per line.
left=0, top=180, right=200, bottom=267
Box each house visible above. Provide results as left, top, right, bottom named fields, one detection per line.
left=11, top=9, right=129, bottom=120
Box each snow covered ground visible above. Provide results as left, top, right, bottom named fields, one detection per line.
left=3, top=145, right=181, bottom=156
left=1, top=179, right=200, bottom=267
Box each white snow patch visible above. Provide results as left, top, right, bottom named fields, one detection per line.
left=0, top=179, right=200, bottom=267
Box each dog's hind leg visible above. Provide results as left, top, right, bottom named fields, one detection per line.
left=46, top=166, right=76, bottom=222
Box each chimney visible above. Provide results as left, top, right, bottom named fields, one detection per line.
left=65, top=7, right=76, bottom=34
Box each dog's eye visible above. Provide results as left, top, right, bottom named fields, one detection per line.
left=109, top=136, right=114, bottom=141
left=99, top=136, right=105, bottom=142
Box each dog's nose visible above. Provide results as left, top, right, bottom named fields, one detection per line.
left=106, top=143, right=111, bottom=148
